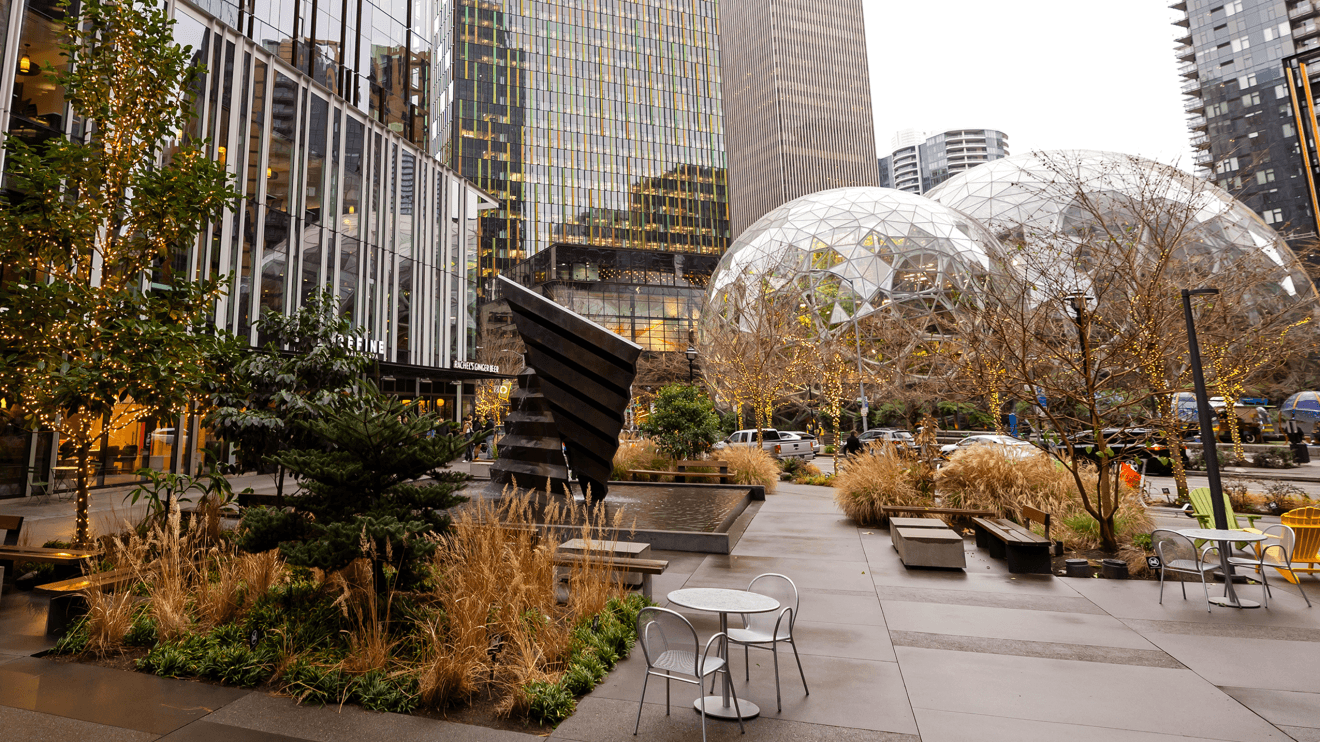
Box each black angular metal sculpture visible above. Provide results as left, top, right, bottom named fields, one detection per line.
left=489, top=367, right=571, bottom=494
left=495, top=276, right=642, bottom=501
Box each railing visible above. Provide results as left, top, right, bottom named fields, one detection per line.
left=1187, top=114, right=1208, bottom=130
left=1184, top=97, right=1206, bottom=113
left=1291, top=1, right=1319, bottom=20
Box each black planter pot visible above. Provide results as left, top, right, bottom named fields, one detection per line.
left=1101, top=558, right=1129, bottom=579
left=1065, top=558, right=1091, bottom=577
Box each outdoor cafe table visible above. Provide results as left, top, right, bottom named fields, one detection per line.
left=667, top=587, right=779, bottom=720
left=1176, top=528, right=1269, bottom=609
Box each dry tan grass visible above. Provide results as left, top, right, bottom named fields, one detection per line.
left=724, top=445, right=779, bottom=492
left=934, top=446, right=1074, bottom=517
left=612, top=439, right=671, bottom=480
left=419, top=487, right=624, bottom=710
left=83, top=588, right=135, bottom=655
left=832, top=444, right=926, bottom=525
left=933, top=446, right=1152, bottom=549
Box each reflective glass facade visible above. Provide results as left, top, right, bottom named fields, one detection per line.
left=506, top=243, right=716, bottom=351
left=437, top=0, right=730, bottom=292
left=0, top=0, right=497, bottom=496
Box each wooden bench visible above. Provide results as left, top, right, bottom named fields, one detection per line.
left=972, top=516, right=1053, bottom=574
left=1020, top=505, right=1060, bottom=556
left=0, top=545, right=101, bottom=566
left=33, top=566, right=142, bottom=637
left=879, top=506, right=995, bottom=521
left=628, top=460, right=732, bottom=485
left=550, top=552, right=669, bottom=599
left=1, top=515, right=22, bottom=547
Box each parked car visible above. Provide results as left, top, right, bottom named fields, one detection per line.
left=713, top=429, right=816, bottom=460
left=940, top=434, right=1039, bottom=460
left=1057, top=428, right=1187, bottom=475
left=779, top=431, right=824, bottom=455
left=858, top=428, right=916, bottom=454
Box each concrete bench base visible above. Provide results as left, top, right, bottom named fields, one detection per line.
left=894, top=527, right=966, bottom=569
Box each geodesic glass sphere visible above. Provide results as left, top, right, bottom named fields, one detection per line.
left=704, top=187, right=1002, bottom=344
left=927, top=150, right=1315, bottom=300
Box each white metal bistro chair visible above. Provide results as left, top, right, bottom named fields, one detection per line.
left=724, top=573, right=809, bottom=712
left=1153, top=529, right=1222, bottom=613
left=634, top=606, right=743, bottom=742
left=1221, top=524, right=1312, bottom=609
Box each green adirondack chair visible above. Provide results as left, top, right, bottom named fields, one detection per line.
left=1187, top=487, right=1261, bottom=550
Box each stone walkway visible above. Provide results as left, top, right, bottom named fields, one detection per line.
left=2, top=481, right=1318, bottom=741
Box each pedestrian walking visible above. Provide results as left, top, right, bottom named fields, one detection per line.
left=844, top=430, right=862, bottom=457
left=462, top=416, right=474, bottom=461
left=1284, top=414, right=1311, bottom=464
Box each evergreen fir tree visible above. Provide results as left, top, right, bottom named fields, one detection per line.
left=239, top=382, right=470, bottom=588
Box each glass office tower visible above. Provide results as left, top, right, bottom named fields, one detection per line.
left=1172, top=0, right=1315, bottom=244
left=437, top=0, right=730, bottom=293
left=0, top=0, right=498, bottom=496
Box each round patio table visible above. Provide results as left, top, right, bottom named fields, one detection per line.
left=1176, top=528, right=1268, bottom=609
left=668, top=587, right=779, bottom=720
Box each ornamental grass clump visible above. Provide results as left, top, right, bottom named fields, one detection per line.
left=611, top=439, right=670, bottom=481
left=724, top=444, right=779, bottom=492
left=832, top=444, right=925, bottom=525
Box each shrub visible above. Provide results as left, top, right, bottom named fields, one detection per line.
left=723, top=445, right=779, bottom=492
left=638, top=384, right=722, bottom=460
left=1264, top=481, right=1312, bottom=514
left=832, top=445, right=925, bottom=525
left=240, top=381, right=469, bottom=590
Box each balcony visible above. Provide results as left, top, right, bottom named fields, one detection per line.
left=1187, top=114, right=1209, bottom=131
left=1295, top=19, right=1320, bottom=40
left=1169, top=0, right=1187, bottom=9
left=1184, top=96, right=1206, bottom=114
left=1181, top=79, right=1202, bottom=95
left=1175, top=44, right=1196, bottom=62
left=1299, top=36, right=1320, bottom=53
left=1291, top=1, right=1319, bottom=20
left=1179, top=61, right=1199, bottom=78
left=1175, top=31, right=1192, bottom=45
left=1191, top=133, right=1211, bottom=150
left=1194, top=149, right=1214, bottom=166
left=1172, top=15, right=1190, bottom=28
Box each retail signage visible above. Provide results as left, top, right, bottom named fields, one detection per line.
left=333, top=334, right=385, bottom=358
left=455, top=361, right=500, bottom=373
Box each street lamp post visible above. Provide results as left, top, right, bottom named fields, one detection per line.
left=1181, top=287, right=1253, bottom=608
left=685, top=345, right=698, bottom=384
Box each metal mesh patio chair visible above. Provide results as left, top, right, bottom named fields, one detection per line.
left=1225, top=524, right=1311, bottom=608
left=1153, top=529, right=1222, bottom=612
left=634, top=606, right=743, bottom=742
left=724, top=573, right=808, bottom=712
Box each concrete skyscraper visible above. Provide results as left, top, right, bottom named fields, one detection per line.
left=720, top=0, right=880, bottom=238
left=1172, top=0, right=1314, bottom=243
left=878, top=129, right=1010, bottom=194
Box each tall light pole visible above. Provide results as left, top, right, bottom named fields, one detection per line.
left=1182, top=288, right=1226, bottom=530
left=1183, top=287, right=1252, bottom=608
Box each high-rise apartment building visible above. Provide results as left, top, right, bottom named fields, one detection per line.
left=877, top=129, right=1010, bottom=194
left=720, top=0, right=879, bottom=238
left=0, top=0, right=497, bottom=496
left=1172, top=0, right=1315, bottom=242
left=437, top=0, right=730, bottom=293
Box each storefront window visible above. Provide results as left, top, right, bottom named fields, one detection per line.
left=8, top=0, right=69, bottom=149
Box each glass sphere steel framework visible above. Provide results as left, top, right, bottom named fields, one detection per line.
left=927, top=150, right=1316, bottom=304
left=702, top=187, right=1002, bottom=373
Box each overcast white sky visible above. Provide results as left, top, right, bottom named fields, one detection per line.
left=862, top=0, right=1196, bottom=171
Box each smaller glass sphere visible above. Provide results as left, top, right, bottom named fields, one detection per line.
left=704, top=187, right=1002, bottom=346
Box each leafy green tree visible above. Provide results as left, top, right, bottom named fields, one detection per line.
left=0, top=0, right=239, bottom=545
left=238, top=382, right=469, bottom=589
left=208, top=290, right=370, bottom=501
left=640, top=384, right=722, bottom=461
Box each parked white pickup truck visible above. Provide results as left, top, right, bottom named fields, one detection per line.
left=713, top=429, right=816, bottom=460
